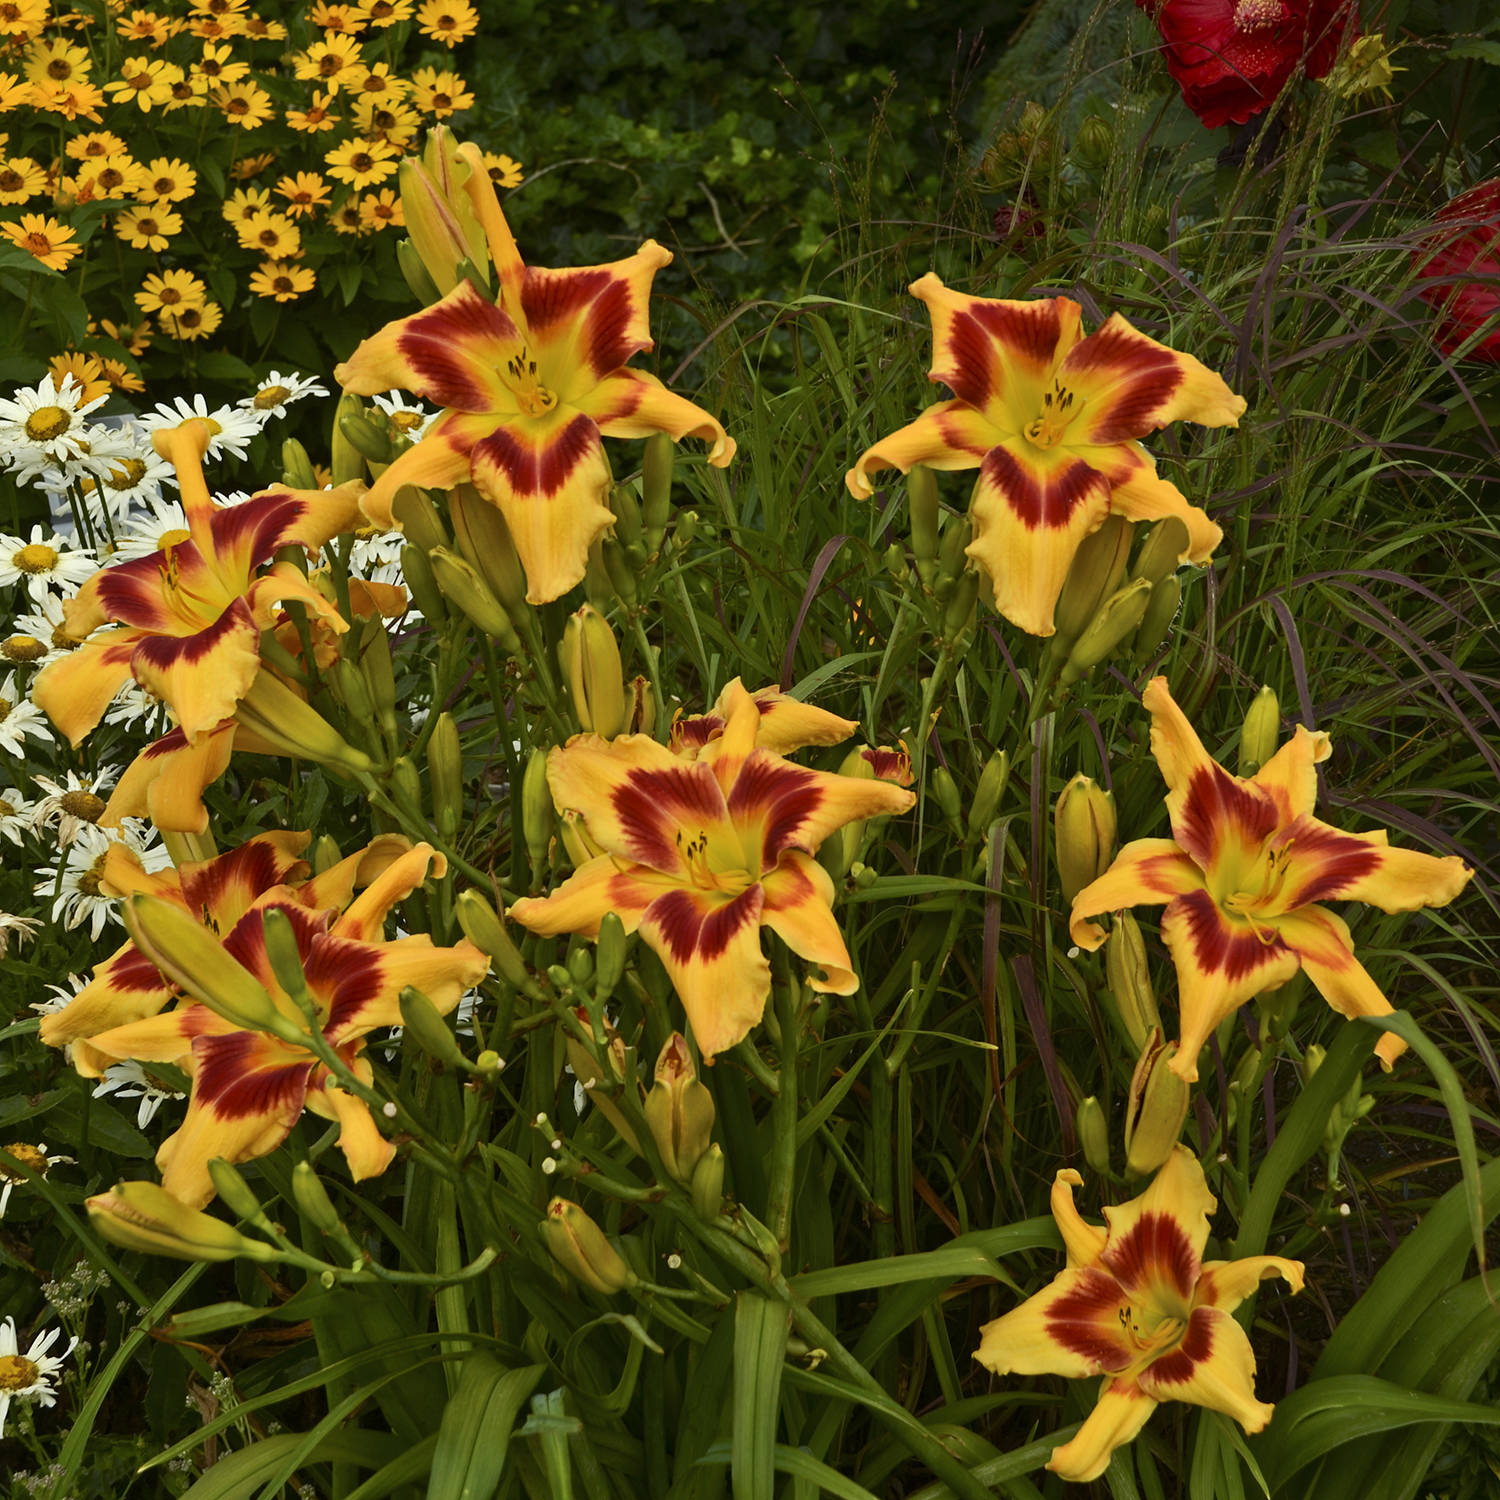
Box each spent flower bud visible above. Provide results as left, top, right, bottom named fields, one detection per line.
left=644, top=1033, right=716, bottom=1183
left=1104, top=911, right=1160, bottom=1049
left=541, top=1198, right=635, bottom=1293
left=1124, top=1030, right=1191, bottom=1175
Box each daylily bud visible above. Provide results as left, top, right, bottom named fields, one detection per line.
left=331, top=656, right=374, bottom=727
left=564, top=1022, right=642, bottom=1154
left=641, top=431, right=674, bottom=553
left=88, top=1181, right=276, bottom=1262
left=1131, top=575, right=1181, bottom=662
left=281, top=438, right=318, bottom=491
left=1054, top=775, right=1116, bottom=905
left=883, top=541, right=907, bottom=580
left=456, top=888, right=536, bottom=997
left=1130, top=517, right=1190, bottom=587
left=610, top=482, right=645, bottom=554
left=427, top=712, right=463, bottom=843
left=566, top=946, right=594, bottom=986
left=388, top=756, right=423, bottom=818
left=625, top=675, right=657, bottom=736
left=541, top=1198, right=634, bottom=1293
left=207, top=1159, right=274, bottom=1229
left=1238, top=686, right=1280, bottom=777
left=310, top=835, right=342, bottom=875
left=942, top=568, right=979, bottom=643
left=602, top=537, right=639, bottom=609
left=1303, top=1044, right=1327, bottom=1081
left=399, top=544, right=447, bottom=625
left=1053, top=515, right=1132, bottom=643
left=125, top=895, right=306, bottom=1044
left=1060, top=577, right=1152, bottom=683
left=330, top=392, right=368, bottom=486
left=260, top=907, right=312, bottom=1012
left=644, top=1033, right=716, bottom=1183
left=691, top=1144, right=726, bottom=1220
left=595, top=911, right=628, bottom=1001
left=931, top=766, right=963, bottom=832
left=968, top=749, right=1010, bottom=838
left=908, top=466, right=940, bottom=587
left=1076, top=1095, right=1110, bottom=1176
left=360, top=621, right=398, bottom=740
left=1104, top=912, right=1160, bottom=1049
left=399, top=984, right=470, bottom=1071
left=339, top=411, right=393, bottom=465
left=449, top=485, right=527, bottom=616
left=396, top=235, right=443, bottom=305
left=391, top=486, right=450, bottom=553
left=558, top=809, right=596, bottom=871
left=674, top=510, right=699, bottom=553
left=400, top=156, right=483, bottom=296
left=235, top=671, right=372, bottom=774
left=292, top=1160, right=345, bottom=1237
left=560, top=605, right=627, bottom=738
left=523, top=749, right=555, bottom=875
left=1124, top=1031, right=1191, bottom=1176
left=428, top=547, right=522, bottom=653
left=936, top=515, right=971, bottom=594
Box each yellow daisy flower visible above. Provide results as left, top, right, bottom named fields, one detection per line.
left=415, top=0, right=477, bottom=48
left=100, top=357, right=145, bottom=393
left=135, top=268, right=207, bottom=315
left=33, top=80, right=106, bottom=120
left=236, top=208, right=301, bottom=258
left=348, top=60, right=408, bottom=101
left=410, top=66, right=473, bottom=116
left=324, top=135, right=397, bottom=189
left=358, top=186, right=402, bottom=231
left=116, top=9, right=174, bottom=47
left=284, top=90, right=340, bottom=132
left=161, top=72, right=207, bottom=109
left=329, top=198, right=368, bottom=235
left=482, top=151, right=524, bottom=189
left=0, top=0, right=48, bottom=41
left=292, top=34, right=362, bottom=92
left=66, top=129, right=128, bottom=161
left=358, top=0, right=413, bottom=23
left=193, top=40, right=249, bottom=86
left=24, top=37, right=92, bottom=87
left=274, top=170, right=330, bottom=218
left=351, top=95, right=418, bottom=146
left=0, top=212, right=82, bottom=270
left=221, top=185, right=270, bottom=223
left=48, top=351, right=111, bottom=403
left=137, top=157, right=196, bottom=203
left=94, top=315, right=154, bottom=356
left=0, top=155, right=45, bottom=203
left=307, top=1, right=365, bottom=33
left=248, top=259, right=315, bottom=301
left=158, top=300, right=223, bottom=340
left=230, top=150, right=277, bottom=180
left=212, top=79, right=273, bottom=127
left=0, top=72, right=35, bottom=111
left=184, top=11, right=245, bottom=39
left=241, top=14, right=286, bottom=39
left=115, top=204, right=182, bottom=250
left=103, top=56, right=182, bottom=110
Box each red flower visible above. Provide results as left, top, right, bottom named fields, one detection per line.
left=1149, top=0, right=1358, bottom=129
left=1412, top=182, right=1500, bottom=364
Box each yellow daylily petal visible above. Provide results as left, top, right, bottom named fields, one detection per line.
left=580, top=366, right=736, bottom=463
left=1250, top=724, right=1331, bottom=823
left=1134, top=1306, right=1274, bottom=1433
left=845, top=399, right=998, bottom=499
left=103, top=722, right=237, bottom=833
left=759, top=851, right=856, bottom=994
left=1098, top=1144, right=1216, bottom=1289
left=1070, top=838, right=1205, bottom=950
left=32, top=629, right=142, bottom=746
left=1052, top=1168, right=1108, bottom=1268
left=1196, top=1255, right=1305, bottom=1312
left=976, top=1266, right=1134, bottom=1381
left=509, top=854, right=664, bottom=938
left=1047, top=1380, right=1159, bottom=1484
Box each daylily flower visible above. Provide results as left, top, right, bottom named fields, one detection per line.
left=39, top=828, right=416, bottom=1075
left=510, top=682, right=914, bottom=1056
left=667, top=678, right=858, bottom=759
left=81, top=843, right=488, bottom=1207
left=32, top=421, right=359, bottom=752
left=976, top=1147, right=1303, bottom=1483
left=1412, top=181, right=1500, bottom=364
left=846, top=277, right=1244, bottom=636
left=1070, top=677, right=1473, bottom=1080
left=335, top=142, right=735, bottom=604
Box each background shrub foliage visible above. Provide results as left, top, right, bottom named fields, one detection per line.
left=3, top=1, right=1500, bottom=1498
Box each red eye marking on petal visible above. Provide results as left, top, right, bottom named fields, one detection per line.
left=1273, top=816, right=1382, bottom=906
left=609, top=763, right=726, bottom=870
left=472, top=414, right=599, bottom=498
left=1139, top=1305, right=1215, bottom=1387
left=192, top=1029, right=311, bottom=1118
left=1043, top=1268, right=1134, bottom=1372
left=646, top=885, right=763, bottom=963
left=1173, top=888, right=1286, bottom=980
left=1060, top=323, right=1184, bottom=442
left=980, top=445, right=1101, bottom=530
left=1102, top=1210, right=1198, bottom=1301
left=1175, top=764, right=1279, bottom=869
left=726, top=754, right=824, bottom=864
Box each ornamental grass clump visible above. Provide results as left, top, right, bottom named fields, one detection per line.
left=0, top=18, right=1496, bottom=1494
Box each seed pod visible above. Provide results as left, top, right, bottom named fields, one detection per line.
left=1238, top=685, right=1280, bottom=777
left=1054, top=775, right=1116, bottom=906
left=88, top=1181, right=275, bottom=1262
left=1104, top=912, right=1160, bottom=1049
left=1124, top=1030, right=1191, bottom=1176
left=559, top=605, right=627, bottom=738
left=541, top=1198, right=634, bottom=1293
left=1053, top=516, right=1132, bottom=643
left=644, top=1033, right=716, bottom=1183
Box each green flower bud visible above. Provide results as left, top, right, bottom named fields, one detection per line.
left=1076, top=1095, right=1110, bottom=1176
left=390, top=487, right=450, bottom=554
left=88, top=1181, right=276, bottom=1263
left=359, top=620, right=398, bottom=740
left=455, top=889, right=537, bottom=997
left=610, top=482, right=645, bottom=552
left=602, top=537, right=639, bottom=608
left=1104, top=911, right=1159, bottom=1049
left=427, top=712, right=463, bottom=843
left=643, top=1033, right=715, bottom=1183
left=1130, top=517, right=1190, bottom=586
left=291, top=1160, right=346, bottom=1236
left=235, top=671, right=372, bottom=774
left=331, top=656, right=374, bottom=727
left=395, top=235, right=443, bottom=305
left=1124, top=1030, right=1191, bottom=1176
left=1061, top=577, right=1152, bottom=683
left=389, top=756, right=423, bottom=818
left=330, top=392, right=368, bottom=486
left=674, top=510, right=699, bottom=552
left=522, top=749, right=555, bottom=875
left=690, top=1144, right=726, bottom=1221
left=908, top=465, right=940, bottom=583
left=931, top=766, right=963, bottom=831
left=398, top=984, right=470, bottom=1071
left=207, top=1159, right=271, bottom=1227
left=1053, top=516, right=1132, bottom=643
left=595, top=911, right=628, bottom=1002
left=1131, top=575, right=1181, bottom=662
left=559, top=605, right=627, bottom=738
left=1074, top=113, right=1113, bottom=169
left=448, top=484, right=527, bottom=616
left=428, top=547, right=522, bottom=653
left=280, top=438, right=318, bottom=492
left=339, top=411, right=393, bottom=464
left=937, top=514, right=972, bottom=591
left=968, top=749, right=1010, bottom=838
left=541, top=1198, right=634, bottom=1293
left=398, top=543, right=447, bottom=626
left=1054, top=774, right=1116, bottom=906
left=1238, top=685, right=1280, bottom=777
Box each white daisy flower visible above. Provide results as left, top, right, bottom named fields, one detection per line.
left=8, top=595, right=79, bottom=668
left=239, top=370, right=330, bottom=419
left=33, top=821, right=170, bottom=941
left=0, top=672, right=54, bottom=757
left=103, top=496, right=190, bottom=565
left=142, top=395, right=264, bottom=461
left=0, top=526, right=97, bottom=603
left=31, top=972, right=85, bottom=1019
left=0, top=911, right=42, bottom=958
left=102, top=679, right=166, bottom=732
left=0, top=785, right=37, bottom=844
left=372, top=391, right=437, bottom=444
left=91, top=434, right=177, bottom=517
left=0, top=374, right=107, bottom=473
left=0, top=1316, right=77, bottom=1436
left=0, top=1143, right=74, bottom=1217
left=92, top=1060, right=185, bottom=1130
left=348, top=527, right=406, bottom=586
left=31, top=765, right=118, bottom=845
left=7, top=419, right=140, bottom=491
left=2, top=628, right=62, bottom=670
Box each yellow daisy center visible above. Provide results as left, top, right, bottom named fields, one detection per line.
left=50, top=623, right=77, bottom=649
left=0, top=697, right=11, bottom=721
left=1, top=1142, right=48, bottom=1176
left=77, top=859, right=107, bottom=897
left=23, top=406, right=70, bottom=442
left=0, top=1355, right=39, bottom=1391
left=61, top=789, right=107, bottom=821
left=0, top=795, right=11, bottom=815
left=107, top=457, right=149, bottom=488
left=253, top=384, right=291, bottom=409
left=156, top=527, right=192, bottom=550
left=14, top=542, right=60, bottom=572
left=1, top=633, right=46, bottom=662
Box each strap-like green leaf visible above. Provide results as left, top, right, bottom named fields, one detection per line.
left=427, top=1354, right=543, bottom=1500
left=732, top=1292, right=790, bottom=1500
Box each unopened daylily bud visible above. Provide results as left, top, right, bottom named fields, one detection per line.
left=1303, top=1044, right=1327, bottom=1081
left=428, top=547, right=522, bottom=653
left=936, top=514, right=971, bottom=592
left=359, top=621, right=398, bottom=739
left=1053, top=515, right=1132, bottom=643
left=968, top=749, right=1010, bottom=838
left=602, top=537, right=639, bottom=609
left=563, top=1022, right=642, bottom=1154
left=560, top=605, right=627, bottom=738
left=310, top=835, right=342, bottom=874
left=281, top=438, right=318, bottom=491
left=595, top=911, right=628, bottom=1001
left=331, top=656, right=374, bottom=726
left=88, top=1181, right=276, bottom=1262
left=942, top=568, right=979, bottom=643
left=1124, top=1031, right=1191, bottom=1176
left=691, top=1143, right=726, bottom=1220
left=1076, top=1095, right=1110, bottom=1176
left=883, top=541, right=907, bottom=581
left=1054, top=775, right=1116, bottom=906
left=610, top=482, right=645, bottom=554
left=391, top=486, right=450, bottom=553
left=541, top=1198, right=634, bottom=1293
left=125, top=895, right=305, bottom=1044
left=558, top=809, right=595, bottom=870
left=1061, top=577, right=1152, bottom=683
left=235, top=671, right=372, bottom=774
left=644, top=1033, right=715, bottom=1183
left=523, top=750, right=555, bottom=874
left=330, top=392, right=368, bottom=486
left=389, top=756, right=423, bottom=819
left=1104, top=911, right=1160, bottom=1049
left=674, top=510, right=699, bottom=553
left=1238, top=686, right=1281, bottom=777
left=399, top=984, right=469, bottom=1071
left=1131, top=575, right=1181, bottom=662
left=291, top=1160, right=345, bottom=1236
left=1130, top=517, right=1190, bottom=587
left=931, top=766, right=963, bottom=831
left=427, top=712, right=463, bottom=843
left=400, top=156, right=482, bottom=296
left=455, top=888, right=535, bottom=997
left=399, top=544, right=447, bottom=625
left=339, top=411, right=393, bottom=465
left=908, top=466, right=941, bottom=586
left=566, top=946, right=594, bottom=986
left=640, top=431, right=675, bottom=553
left=207, top=1159, right=273, bottom=1228
left=625, top=675, right=657, bottom=736
left=260, top=907, right=311, bottom=1012
left=449, top=485, right=527, bottom=615
left=396, top=235, right=443, bottom=305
